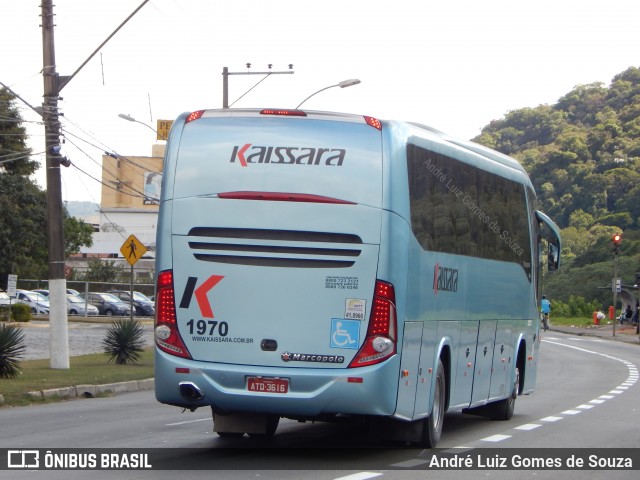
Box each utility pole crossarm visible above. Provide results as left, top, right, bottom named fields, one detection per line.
left=222, top=65, right=294, bottom=109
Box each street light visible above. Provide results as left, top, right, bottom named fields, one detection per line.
left=295, top=79, right=361, bottom=109
left=118, top=113, right=165, bottom=139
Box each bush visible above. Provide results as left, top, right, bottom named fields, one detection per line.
left=10, top=303, right=31, bottom=322
left=102, top=318, right=145, bottom=365
left=552, top=296, right=601, bottom=317
left=0, top=323, right=26, bottom=378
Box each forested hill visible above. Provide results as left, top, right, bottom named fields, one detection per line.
left=473, top=66, right=640, bottom=232
left=472, top=66, right=640, bottom=305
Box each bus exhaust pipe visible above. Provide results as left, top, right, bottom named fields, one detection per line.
left=179, top=381, right=205, bottom=401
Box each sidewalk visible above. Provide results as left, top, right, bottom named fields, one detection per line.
left=549, top=322, right=640, bottom=344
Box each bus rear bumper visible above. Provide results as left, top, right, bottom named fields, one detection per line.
left=155, top=349, right=400, bottom=418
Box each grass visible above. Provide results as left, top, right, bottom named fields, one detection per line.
left=550, top=316, right=597, bottom=327
left=0, top=348, right=154, bottom=407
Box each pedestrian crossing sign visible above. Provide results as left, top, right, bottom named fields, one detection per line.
left=120, top=234, right=148, bottom=266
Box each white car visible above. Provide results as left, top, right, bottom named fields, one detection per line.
left=15, top=289, right=50, bottom=314
left=66, top=294, right=99, bottom=316
left=0, top=290, right=10, bottom=307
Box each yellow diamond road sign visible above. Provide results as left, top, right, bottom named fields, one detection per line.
left=121, top=234, right=148, bottom=266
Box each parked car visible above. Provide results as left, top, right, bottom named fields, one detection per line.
left=81, top=292, right=132, bottom=316
left=15, top=289, right=50, bottom=314
left=108, top=290, right=155, bottom=316
left=0, top=290, right=10, bottom=307
left=33, top=288, right=83, bottom=297
left=66, top=294, right=99, bottom=316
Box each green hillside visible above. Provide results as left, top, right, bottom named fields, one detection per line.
left=473, top=66, right=640, bottom=307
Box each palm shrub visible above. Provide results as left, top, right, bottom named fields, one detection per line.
left=0, top=323, right=26, bottom=378
left=102, top=318, right=145, bottom=365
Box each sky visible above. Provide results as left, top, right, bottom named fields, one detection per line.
left=1, top=0, right=639, bottom=204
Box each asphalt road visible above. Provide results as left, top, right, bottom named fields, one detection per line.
left=17, top=320, right=155, bottom=360
left=1, top=331, right=639, bottom=479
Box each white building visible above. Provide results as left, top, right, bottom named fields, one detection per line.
left=68, top=144, right=165, bottom=279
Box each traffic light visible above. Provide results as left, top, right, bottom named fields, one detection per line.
left=613, top=234, right=622, bottom=255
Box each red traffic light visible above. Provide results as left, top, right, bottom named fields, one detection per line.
left=613, top=234, right=622, bottom=246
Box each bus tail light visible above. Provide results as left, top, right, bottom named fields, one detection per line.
left=348, top=280, right=397, bottom=368
left=185, top=110, right=205, bottom=123
left=155, top=270, right=192, bottom=359
left=364, top=116, right=382, bottom=130
left=260, top=109, right=307, bottom=117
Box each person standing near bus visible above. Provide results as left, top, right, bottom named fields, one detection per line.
left=541, top=295, right=551, bottom=331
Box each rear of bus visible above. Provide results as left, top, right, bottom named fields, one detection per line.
left=154, top=109, right=401, bottom=426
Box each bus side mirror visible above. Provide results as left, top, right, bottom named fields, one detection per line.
left=547, top=243, right=559, bottom=271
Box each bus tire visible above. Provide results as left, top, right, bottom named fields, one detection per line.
left=420, top=359, right=446, bottom=448
left=248, top=415, right=279, bottom=439
left=489, top=366, right=519, bottom=421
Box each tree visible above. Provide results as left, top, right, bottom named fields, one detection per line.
left=0, top=161, right=49, bottom=284
left=83, top=258, right=124, bottom=283
left=0, top=89, right=37, bottom=176
left=0, top=88, right=93, bottom=288
left=64, top=214, right=94, bottom=257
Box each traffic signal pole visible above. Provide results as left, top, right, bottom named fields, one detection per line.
left=612, top=234, right=621, bottom=338
left=612, top=251, right=618, bottom=337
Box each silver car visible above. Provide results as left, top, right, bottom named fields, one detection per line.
left=66, top=294, right=99, bottom=316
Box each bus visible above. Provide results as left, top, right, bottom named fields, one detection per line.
left=153, top=108, right=561, bottom=447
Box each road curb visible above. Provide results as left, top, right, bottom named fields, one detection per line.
left=549, top=325, right=640, bottom=344
left=19, top=378, right=155, bottom=403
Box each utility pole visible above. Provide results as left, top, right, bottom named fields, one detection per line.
left=40, top=0, right=150, bottom=369
left=41, top=0, right=69, bottom=369
left=222, top=64, right=294, bottom=108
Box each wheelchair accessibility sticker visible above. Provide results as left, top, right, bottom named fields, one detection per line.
left=330, top=318, right=360, bottom=349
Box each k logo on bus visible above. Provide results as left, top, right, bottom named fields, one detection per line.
left=178, top=275, right=224, bottom=318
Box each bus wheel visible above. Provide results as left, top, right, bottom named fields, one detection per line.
left=420, top=359, right=446, bottom=448
left=490, top=367, right=519, bottom=420
left=248, top=415, right=279, bottom=439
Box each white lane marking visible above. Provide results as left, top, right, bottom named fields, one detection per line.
left=562, top=409, right=582, bottom=415
left=481, top=434, right=511, bottom=442
left=397, top=338, right=637, bottom=461
left=541, top=416, right=563, bottom=422
left=166, top=418, right=210, bottom=426
left=474, top=340, right=638, bottom=446
left=514, top=424, right=541, bottom=431
left=333, top=473, right=383, bottom=480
